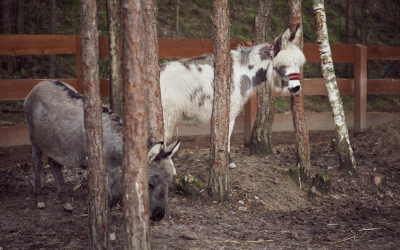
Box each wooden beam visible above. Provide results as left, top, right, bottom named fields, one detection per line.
left=158, top=38, right=251, bottom=59
left=366, top=45, right=400, bottom=60
left=0, top=79, right=78, bottom=100
left=0, top=35, right=77, bottom=55
left=303, top=43, right=355, bottom=63
left=354, top=44, right=368, bottom=134
left=367, top=79, right=400, bottom=94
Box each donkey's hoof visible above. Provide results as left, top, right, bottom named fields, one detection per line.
left=229, top=162, right=237, bottom=169
left=110, top=232, right=116, bottom=241
left=62, top=203, right=73, bottom=211
left=37, top=202, right=46, bottom=209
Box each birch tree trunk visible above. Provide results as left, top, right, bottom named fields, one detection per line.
left=146, top=0, right=164, bottom=143
left=313, top=0, right=357, bottom=176
left=106, top=0, right=122, bottom=117
left=249, top=0, right=274, bottom=156
left=209, top=0, right=230, bottom=202
left=288, top=0, right=311, bottom=182
left=121, top=0, right=151, bottom=248
left=80, top=0, right=110, bottom=248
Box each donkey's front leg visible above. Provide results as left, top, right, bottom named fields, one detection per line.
left=48, top=157, right=73, bottom=211
left=228, top=120, right=237, bottom=169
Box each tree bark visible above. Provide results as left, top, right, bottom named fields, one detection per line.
left=288, top=0, right=311, bottom=183
left=3, top=0, right=14, bottom=73
left=106, top=0, right=122, bottom=117
left=50, top=0, right=57, bottom=79
left=146, top=0, right=164, bottom=143
left=249, top=0, right=274, bottom=156
left=345, top=0, right=354, bottom=78
left=209, top=0, right=230, bottom=202
left=80, top=0, right=110, bottom=249
left=313, top=0, right=357, bottom=176
left=17, top=0, right=24, bottom=35
left=121, top=0, right=151, bottom=249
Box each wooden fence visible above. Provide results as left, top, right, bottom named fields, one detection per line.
left=0, top=35, right=400, bottom=147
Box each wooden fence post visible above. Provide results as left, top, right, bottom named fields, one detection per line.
left=353, top=44, right=367, bottom=134
left=244, top=90, right=257, bottom=146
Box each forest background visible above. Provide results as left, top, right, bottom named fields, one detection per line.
left=1, top=0, right=399, bottom=125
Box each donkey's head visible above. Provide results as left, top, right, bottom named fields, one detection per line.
left=270, top=24, right=306, bottom=94
left=147, top=140, right=180, bottom=221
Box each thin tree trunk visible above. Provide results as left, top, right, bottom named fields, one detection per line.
left=80, top=0, right=110, bottom=249
left=106, top=0, right=122, bottom=117
left=209, top=0, right=230, bottom=202
left=175, top=0, right=179, bottom=38
left=313, top=0, right=357, bottom=176
left=50, top=0, right=57, bottom=79
left=3, top=0, right=14, bottom=73
left=17, top=0, right=24, bottom=34
left=146, top=0, right=164, bottom=143
left=345, top=0, right=354, bottom=78
left=288, top=0, right=311, bottom=183
left=121, top=0, right=151, bottom=249
left=249, top=0, right=274, bottom=156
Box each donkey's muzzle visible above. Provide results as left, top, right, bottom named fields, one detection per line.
left=151, top=206, right=165, bottom=221
left=289, top=85, right=301, bottom=94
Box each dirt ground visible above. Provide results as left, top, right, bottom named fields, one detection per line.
left=1, top=120, right=400, bottom=249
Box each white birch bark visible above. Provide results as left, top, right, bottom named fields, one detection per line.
left=313, top=0, right=357, bottom=176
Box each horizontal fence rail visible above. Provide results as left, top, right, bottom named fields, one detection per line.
left=0, top=35, right=399, bottom=147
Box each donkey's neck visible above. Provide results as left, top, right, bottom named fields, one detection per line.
left=231, top=44, right=272, bottom=98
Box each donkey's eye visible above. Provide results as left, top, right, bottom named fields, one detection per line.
left=149, top=183, right=155, bottom=191
left=279, top=66, right=286, bottom=73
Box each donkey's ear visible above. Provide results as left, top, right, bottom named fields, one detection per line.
left=148, top=141, right=163, bottom=163
left=275, top=25, right=291, bottom=50
left=289, top=23, right=302, bottom=48
left=164, top=140, right=181, bottom=159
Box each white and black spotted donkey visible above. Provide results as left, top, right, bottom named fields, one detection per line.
left=160, top=24, right=305, bottom=170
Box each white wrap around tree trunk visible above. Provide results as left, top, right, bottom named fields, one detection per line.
left=313, top=0, right=357, bottom=176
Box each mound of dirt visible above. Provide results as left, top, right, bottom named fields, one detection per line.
left=352, top=119, right=400, bottom=164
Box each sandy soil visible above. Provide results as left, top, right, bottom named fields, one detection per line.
left=1, top=121, right=400, bottom=249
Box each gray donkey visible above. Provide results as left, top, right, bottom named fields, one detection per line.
left=24, top=80, right=180, bottom=240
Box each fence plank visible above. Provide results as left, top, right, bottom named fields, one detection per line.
left=367, top=79, right=400, bottom=94
left=0, top=35, right=77, bottom=55
left=366, top=45, right=400, bottom=60
left=0, top=79, right=78, bottom=100
left=158, top=38, right=251, bottom=59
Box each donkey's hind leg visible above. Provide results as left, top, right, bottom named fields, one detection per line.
left=32, top=143, right=45, bottom=208
left=48, top=157, right=73, bottom=211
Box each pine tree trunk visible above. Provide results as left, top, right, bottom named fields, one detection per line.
left=288, top=0, right=311, bottom=182
left=80, top=0, right=110, bottom=248
left=121, top=0, right=151, bottom=249
left=146, top=0, right=164, bottom=143
left=17, top=0, right=24, bottom=34
left=313, top=0, right=357, bottom=176
left=249, top=0, right=274, bottom=156
left=106, top=0, right=122, bottom=117
left=3, top=0, right=14, bottom=73
left=49, top=0, right=57, bottom=79
left=209, top=0, right=230, bottom=202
